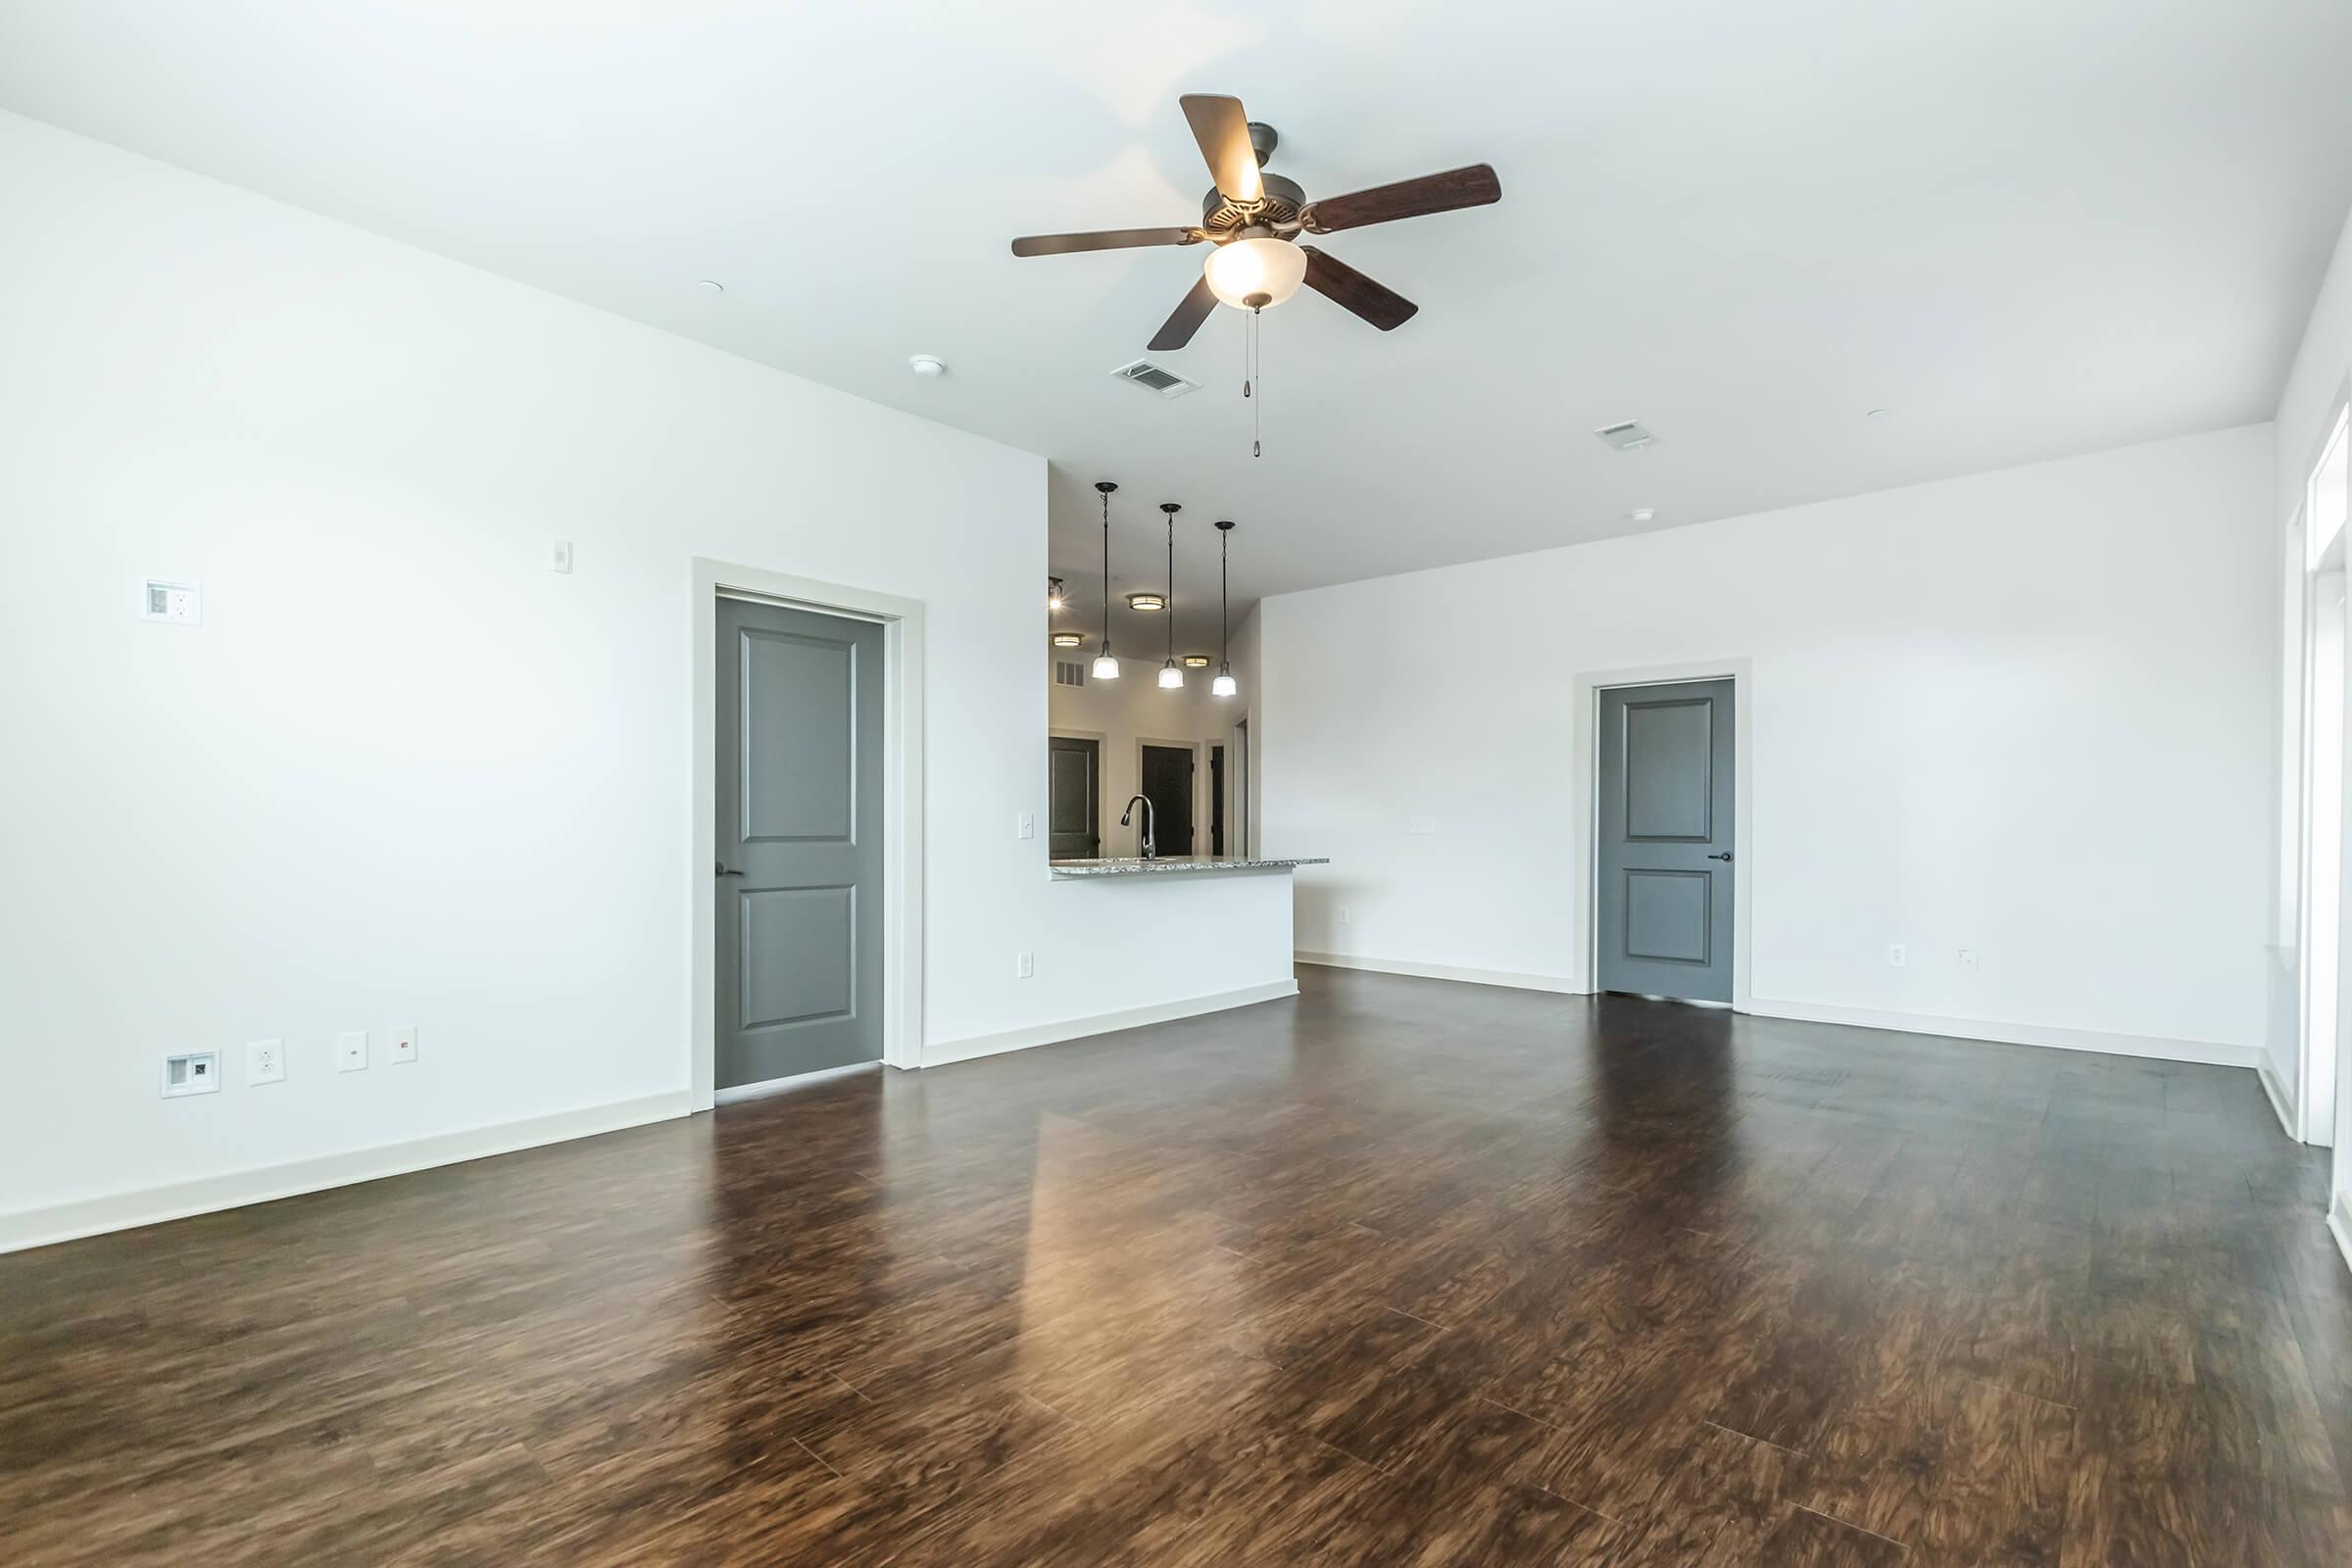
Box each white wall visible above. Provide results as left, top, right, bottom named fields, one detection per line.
left=1263, top=424, right=2275, bottom=1058
left=2271, top=199, right=2352, bottom=1239
left=0, top=113, right=1293, bottom=1243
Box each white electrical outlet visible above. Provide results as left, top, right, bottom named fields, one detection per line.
left=550, top=539, right=573, bottom=573
left=386, top=1025, right=417, bottom=1065
left=336, top=1030, right=368, bottom=1072
left=246, top=1039, right=286, bottom=1086
left=1957, top=949, right=1979, bottom=972
left=1406, top=816, right=1438, bottom=836
left=1014, top=951, right=1035, bottom=979
left=1886, top=944, right=1907, bottom=968
left=1340, top=907, right=1350, bottom=924
left=161, top=1051, right=220, bottom=1098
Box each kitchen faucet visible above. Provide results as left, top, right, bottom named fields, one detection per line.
left=1120, top=794, right=1156, bottom=858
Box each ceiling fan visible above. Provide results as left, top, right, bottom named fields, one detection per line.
left=1010, top=93, right=1500, bottom=352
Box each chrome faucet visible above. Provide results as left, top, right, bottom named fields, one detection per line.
left=1120, top=794, right=1157, bottom=858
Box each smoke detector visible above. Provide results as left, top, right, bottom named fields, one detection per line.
left=1593, top=419, right=1657, bottom=453
left=1111, top=359, right=1199, bottom=399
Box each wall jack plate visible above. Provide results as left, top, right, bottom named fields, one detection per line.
left=162, top=1051, right=220, bottom=1098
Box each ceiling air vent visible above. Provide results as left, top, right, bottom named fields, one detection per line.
left=1592, top=419, right=1657, bottom=453
left=1111, top=359, right=1199, bottom=399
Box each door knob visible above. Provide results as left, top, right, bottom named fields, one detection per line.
left=716, top=862, right=746, bottom=877
left=1706, top=852, right=1734, bottom=862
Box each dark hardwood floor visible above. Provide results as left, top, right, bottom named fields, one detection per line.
left=5, top=966, right=2351, bottom=1565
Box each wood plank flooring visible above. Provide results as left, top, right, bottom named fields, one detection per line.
left=4, top=966, right=2350, bottom=1564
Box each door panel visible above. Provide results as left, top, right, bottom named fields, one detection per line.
left=1140, top=744, right=1196, bottom=857
left=1598, top=679, right=1734, bottom=1002
left=1048, top=736, right=1100, bottom=858
left=717, top=599, right=884, bottom=1088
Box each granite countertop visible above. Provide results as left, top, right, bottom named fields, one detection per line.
left=1049, top=855, right=1330, bottom=877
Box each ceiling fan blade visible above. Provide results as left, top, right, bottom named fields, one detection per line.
left=1010, top=226, right=1200, bottom=258
left=1301, top=164, right=1501, bottom=234
left=1148, top=275, right=1220, bottom=352
left=1179, top=94, right=1263, bottom=205
left=1301, top=247, right=1418, bottom=331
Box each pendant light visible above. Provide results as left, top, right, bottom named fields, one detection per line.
left=1212, top=519, right=1240, bottom=696
left=1047, top=576, right=1065, bottom=612
left=1157, top=503, right=1184, bottom=688
left=1090, top=482, right=1120, bottom=680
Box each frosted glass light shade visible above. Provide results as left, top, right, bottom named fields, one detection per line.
left=1092, top=652, right=1120, bottom=679
left=1158, top=662, right=1184, bottom=689
left=1212, top=669, right=1239, bottom=697
left=1203, top=236, right=1307, bottom=310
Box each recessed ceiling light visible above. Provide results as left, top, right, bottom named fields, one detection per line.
left=1629, top=508, right=1657, bottom=523
left=909, top=355, right=948, bottom=378
left=696, top=279, right=725, bottom=294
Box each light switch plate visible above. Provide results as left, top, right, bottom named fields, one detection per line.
left=336, top=1030, right=368, bottom=1072
left=1014, top=951, right=1035, bottom=979
left=550, top=539, right=573, bottom=573
left=246, top=1038, right=286, bottom=1086
left=386, top=1025, right=417, bottom=1065
left=1015, top=812, right=1034, bottom=841
left=1886, top=944, right=1908, bottom=968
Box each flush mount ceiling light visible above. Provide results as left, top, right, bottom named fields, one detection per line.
left=1051, top=630, right=1085, bottom=648
left=1090, top=481, right=1121, bottom=680
left=1126, top=592, right=1166, bottom=612
left=1181, top=654, right=1211, bottom=668
left=1157, top=503, right=1185, bottom=689
left=908, top=355, right=947, bottom=377
left=1047, top=575, right=1065, bottom=611
left=1212, top=519, right=1240, bottom=697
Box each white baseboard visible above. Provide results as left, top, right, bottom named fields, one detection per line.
left=2258, top=1056, right=2298, bottom=1139
left=1295, top=952, right=1585, bottom=995
left=923, top=979, right=1300, bottom=1068
left=0, top=1090, right=693, bottom=1255
left=1742, top=997, right=2262, bottom=1070
left=2330, top=1192, right=2352, bottom=1282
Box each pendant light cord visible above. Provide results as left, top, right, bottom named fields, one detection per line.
left=1165, top=513, right=1176, bottom=664
left=1098, top=484, right=1113, bottom=657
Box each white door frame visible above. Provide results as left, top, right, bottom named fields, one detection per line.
left=1573, top=659, right=1754, bottom=1010
left=692, top=557, right=926, bottom=1108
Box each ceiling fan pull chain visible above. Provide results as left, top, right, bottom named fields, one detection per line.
left=1251, top=307, right=1263, bottom=458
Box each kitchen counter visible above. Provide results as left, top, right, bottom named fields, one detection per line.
left=1049, top=855, right=1329, bottom=878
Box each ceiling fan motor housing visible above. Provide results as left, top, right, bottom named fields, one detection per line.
left=1201, top=172, right=1304, bottom=238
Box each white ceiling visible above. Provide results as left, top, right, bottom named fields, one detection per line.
left=5, top=1, right=2349, bottom=645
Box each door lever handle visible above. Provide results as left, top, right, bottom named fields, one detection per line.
left=1706, top=852, right=1734, bottom=862
left=716, top=862, right=746, bottom=877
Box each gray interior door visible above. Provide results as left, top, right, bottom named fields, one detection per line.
left=716, top=598, right=884, bottom=1088
left=1596, top=678, right=1734, bottom=1002
left=1048, top=736, right=1100, bottom=859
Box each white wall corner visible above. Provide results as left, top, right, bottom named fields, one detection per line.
left=2258, top=1054, right=2299, bottom=1139
left=2329, top=1189, right=2352, bottom=1282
